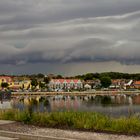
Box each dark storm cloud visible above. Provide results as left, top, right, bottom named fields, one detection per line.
left=0, top=0, right=140, bottom=74
left=0, top=0, right=140, bottom=25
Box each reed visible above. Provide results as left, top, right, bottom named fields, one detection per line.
left=0, top=110, right=140, bottom=134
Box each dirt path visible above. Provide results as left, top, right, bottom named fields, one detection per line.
left=0, top=122, right=139, bottom=140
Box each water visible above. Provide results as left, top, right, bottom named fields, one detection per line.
left=1, top=94, right=140, bottom=117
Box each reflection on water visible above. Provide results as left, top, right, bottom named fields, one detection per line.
left=0, top=101, right=11, bottom=109
left=1, top=94, right=140, bottom=117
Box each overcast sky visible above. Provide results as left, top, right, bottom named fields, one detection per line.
left=0, top=0, right=140, bottom=75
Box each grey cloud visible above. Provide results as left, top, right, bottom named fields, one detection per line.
left=0, top=0, right=140, bottom=25
left=0, top=10, right=140, bottom=65
left=0, top=0, right=140, bottom=74
left=64, top=39, right=140, bottom=64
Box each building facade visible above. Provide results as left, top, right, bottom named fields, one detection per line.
left=0, top=76, right=13, bottom=89
left=133, top=81, right=140, bottom=89
left=11, top=80, right=31, bottom=91
left=0, top=76, right=31, bottom=91
left=49, top=79, right=83, bottom=91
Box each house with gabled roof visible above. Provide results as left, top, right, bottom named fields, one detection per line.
left=0, top=76, right=13, bottom=90
left=49, top=79, right=83, bottom=91
left=133, top=81, right=140, bottom=89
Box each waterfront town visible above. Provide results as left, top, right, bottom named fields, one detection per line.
left=0, top=73, right=140, bottom=92
left=0, top=0, right=140, bottom=139
left=1, top=73, right=140, bottom=139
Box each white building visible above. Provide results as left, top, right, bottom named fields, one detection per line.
left=49, top=79, right=83, bottom=91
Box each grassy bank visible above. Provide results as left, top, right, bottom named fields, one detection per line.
left=0, top=110, right=140, bottom=134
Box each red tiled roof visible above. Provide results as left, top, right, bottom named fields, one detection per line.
left=134, top=81, right=140, bottom=85
left=0, top=76, right=13, bottom=82
left=0, top=76, right=12, bottom=78
left=10, top=86, right=20, bottom=89
left=112, top=80, right=121, bottom=83
left=66, top=79, right=71, bottom=83
left=73, top=79, right=79, bottom=83
left=59, top=79, right=65, bottom=83
left=51, top=79, right=80, bottom=84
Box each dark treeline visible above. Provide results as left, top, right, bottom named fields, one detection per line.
left=75, top=72, right=140, bottom=80
left=1, top=72, right=140, bottom=80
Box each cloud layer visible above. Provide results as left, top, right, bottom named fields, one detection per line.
left=0, top=0, right=140, bottom=74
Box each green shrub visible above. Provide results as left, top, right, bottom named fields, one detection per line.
left=0, top=110, right=15, bottom=120
left=0, top=110, right=140, bottom=134
left=17, top=111, right=31, bottom=123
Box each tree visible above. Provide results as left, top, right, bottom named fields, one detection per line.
left=31, top=79, right=38, bottom=89
left=100, top=76, right=111, bottom=88
left=83, top=73, right=94, bottom=80
left=44, top=77, right=50, bottom=84
left=56, top=75, right=63, bottom=79
left=37, top=73, right=45, bottom=78
left=1, top=82, right=9, bottom=89
left=39, top=81, right=45, bottom=91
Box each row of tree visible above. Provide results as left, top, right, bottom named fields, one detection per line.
left=30, top=77, right=50, bottom=91
left=75, top=72, right=140, bottom=80
left=2, top=72, right=140, bottom=81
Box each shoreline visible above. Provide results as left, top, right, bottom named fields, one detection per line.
left=11, top=91, right=140, bottom=97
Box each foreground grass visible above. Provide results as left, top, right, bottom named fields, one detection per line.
left=0, top=110, right=140, bottom=134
